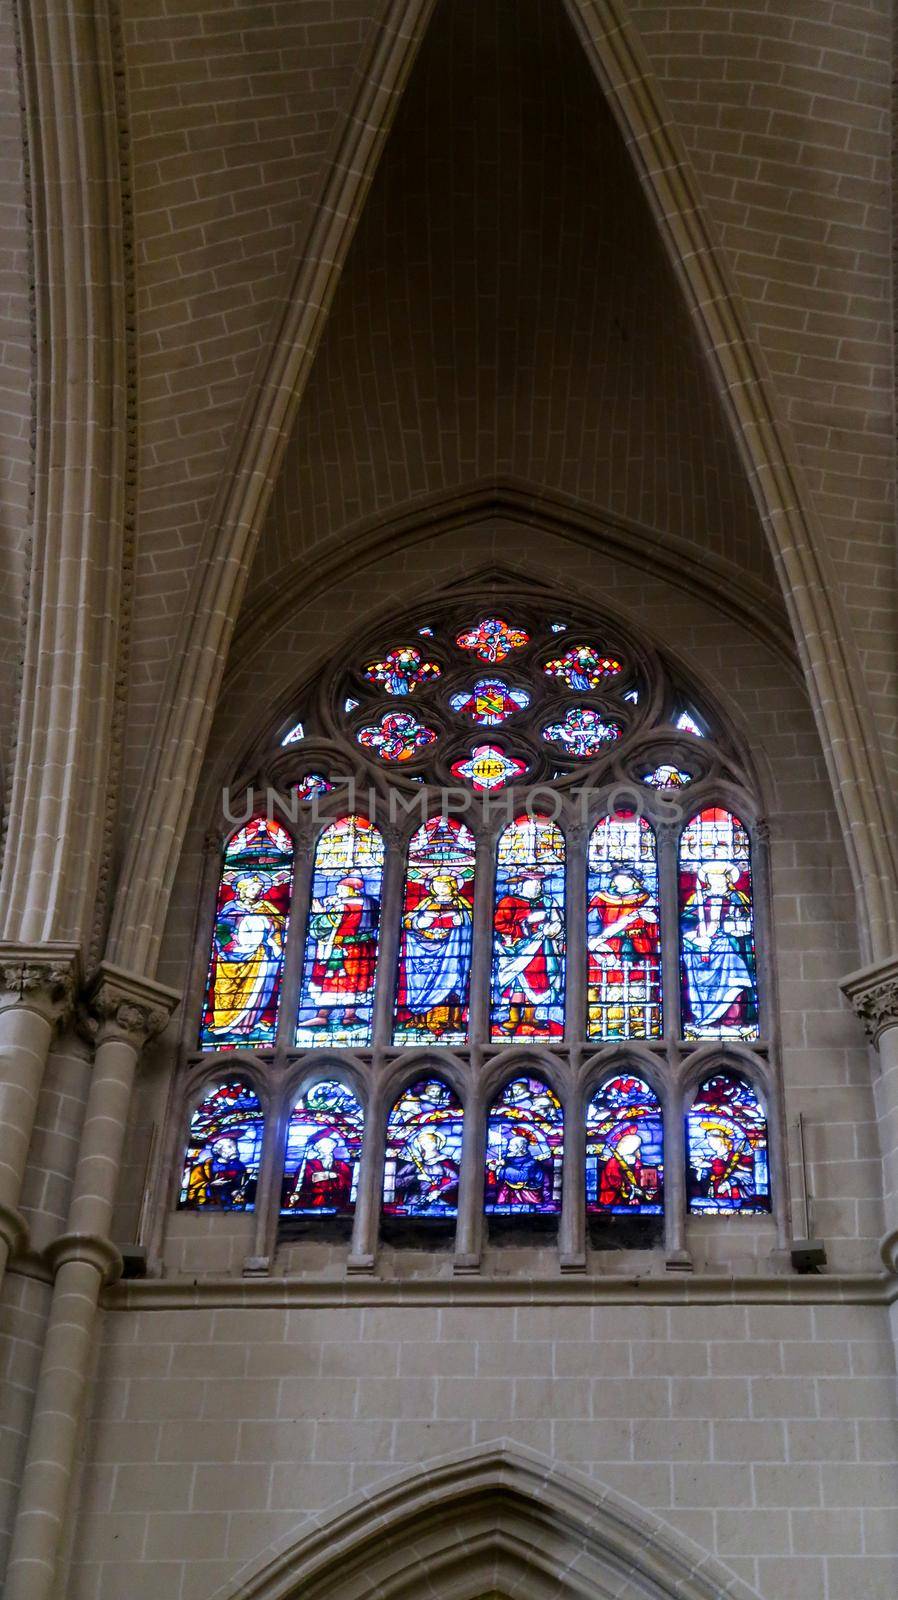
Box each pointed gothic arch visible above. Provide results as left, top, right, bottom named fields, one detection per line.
left=210, top=1445, right=765, bottom=1600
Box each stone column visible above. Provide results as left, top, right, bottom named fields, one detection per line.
left=841, top=956, right=898, bottom=1272
left=4, top=965, right=178, bottom=1600
left=0, top=945, right=80, bottom=1287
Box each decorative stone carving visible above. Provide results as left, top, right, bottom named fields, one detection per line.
left=841, top=956, right=898, bottom=1047
left=0, top=943, right=82, bottom=1026
left=82, top=963, right=180, bottom=1049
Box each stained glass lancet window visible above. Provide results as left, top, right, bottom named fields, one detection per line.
left=485, top=1076, right=563, bottom=1214
left=393, top=817, right=476, bottom=1045
left=281, top=1079, right=363, bottom=1215
left=382, top=1078, right=463, bottom=1217
left=679, top=807, right=758, bottom=1040
left=686, top=1072, right=771, bottom=1214
left=295, top=816, right=385, bottom=1048
left=586, top=1076, right=663, bottom=1213
left=201, top=816, right=294, bottom=1048
left=178, top=1079, right=264, bottom=1210
left=587, top=813, right=661, bottom=1040
left=491, top=814, right=566, bottom=1041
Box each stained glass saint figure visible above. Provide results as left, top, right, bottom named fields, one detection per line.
left=687, top=1073, right=771, bottom=1214
left=587, top=814, right=662, bottom=1040
left=363, top=645, right=441, bottom=695
left=179, top=1079, right=264, bottom=1211
left=281, top=1079, right=363, bottom=1215
left=485, top=1076, right=563, bottom=1215
left=382, top=1078, right=463, bottom=1217
left=679, top=808, right=758, bottom=1040
left=295, top=816, right=385, bottom=1047
left=393, top=817, right=475, bottom=1045
left=200, top=816, right=294, bottom=1048
left=586, top=1076, right=663, bottom=1213
left=490, top=815, right=566, bottom=1040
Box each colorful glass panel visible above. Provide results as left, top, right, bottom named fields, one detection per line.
left=281, top=1079, right=363, bottom=1215
left=687, top=1073, right=770, bottom=1214
left=455, top=617, right=530, bottom=663
left=200, top=816, right=294, bottom=1048
left=491, top=815, right=566, bottom=1041
left=382, top=1078, right=463, bottom=1217
left=543, top=644, right=623, bottom=690
left=587, top=814, right=662, bottom=1040
left=485, top=1076, right=563, bottom=1215
left=393, top=817, right=476, bottom=1045
left=541, top=707, right=622, bottom=758
left=586, top=1076, right=663, bottom=1213
left=679, top=808, right=758, bottom=1041
left=449, top=677, right=530, bottom=726
left=292, top=772, right=334, bottom=803
left=450, top=742, right=528, bottom=791
left=295, top=816, right=385, bottom=1047
left=357, top=711, right=438, bottom=762
left=640, top=763, right=692, bottom=790
left=179, top=1079, right=263, bottom=1211
left=363, top=645, right=441, bottom=695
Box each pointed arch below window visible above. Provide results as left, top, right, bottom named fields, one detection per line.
left=382, top=1077, right=463, bottom=1218
left=586, top=1075, right=663, bottom=1214
left=485, top=1076, right=563, bottom=1215
left=281, top=1079, right=364, bottom=1216
left=178, top=1078, right=264, bottom=1211
left=393, top=817, right=476, bottom=1046
left=295, top=816, right=385, bottom=1048
left=679, top=807, right=759, bottom=1041
left=686, top=1072, right=771, bottom=1215
left=200, top=816, right=294, bottom=1049
left=587, top=813, right=661, bottom=1041
left=491, top=815, right=566, bottom=1042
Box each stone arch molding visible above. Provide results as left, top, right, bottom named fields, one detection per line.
left=108, top=0, right=897, bottom=979
left=209, top=1445, right=766, bottom=1600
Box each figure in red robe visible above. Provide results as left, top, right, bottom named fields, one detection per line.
left=493, top=870, right=564, bottom=1036
left=587, top=867, right=660, bottom=1038
left=304, top=873, right=379, bottom=1029
left=286, top=1135, right=354, bottom=1212
left=597, top=1123, right=659, bottom=1209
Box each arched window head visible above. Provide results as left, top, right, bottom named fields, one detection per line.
left=686, top=1072, right=771, bottom=1215
left=587, top=813, right=661, bottom=1040
left=586, top=1075, right=663, bottom=1214
left=491, top=815, right=566, bottom=1042
left=200, top=816, right=294, bottom=1049
left=281, top=1079, right=363, bottom=1216
left=485, top=1076, right=563, bottom=1215
left=178, top=1078, right=264, bottom=1211
left=295, top=816, right=385, bottom=1048
left=394, top=817, right=476, bottom=1045
left=382, top=1078, right=463, bottom=1218
left=679, top=807, right=758, bottom=1041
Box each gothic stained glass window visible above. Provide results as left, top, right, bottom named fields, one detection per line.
left=200, top=816, right=294, bottom=1049
left=686, top=1072, right=771, bottom=1214
left=679, top=808, right=758, bottom=1041
left=281, top=1079, right=363, bottom=1215
left=541, top=707, right=622, bottom=759
left=357, top=711, right=438, bottom=762
left=675, top=710, right=704, bottom=737
left=393, top=817, right=476, bottom=1046
left=491, top=815, right=566, bottom=1041
left=542, top=644, right=623, bottom=690
left=586, top=1076, right=663, bottom=1213
left=449, top=677, right=530, bottom=725
left=363, top=646, right=441, bottom=695
left=640, top=763, right=692, bottom=790
left=485, top=1076, right=563, bottom=1215
left=295, top=816, right=385, bottom=1048
left=178, top=1079, right=264, bottom=1211
left=455, top=617, right=530, bottom=663
left=382, top=1078, right=463, bottom=1217
left=587, top=814, right=662, bottom=1040
left=451, top=743, right=528, bottom=791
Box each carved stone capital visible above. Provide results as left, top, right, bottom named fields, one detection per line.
left=82, top=962, right=180, bottom=1049
left=0, top=942, right=82, bottom=1027
left=841, top=955, right=898, bottom=1047
left=44, top=1231, right=123, bottom=1286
